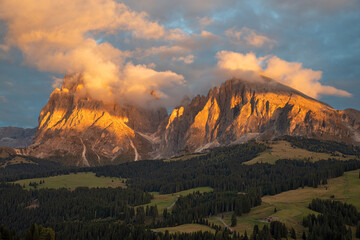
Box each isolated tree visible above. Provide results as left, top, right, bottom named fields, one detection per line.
left=231, top=212, right=237, bottom=227
left=290, top=228, right=296, bottom=239
left=356, top=222, right=360, bottom=238
left=302, top=231, right=307, bottom=240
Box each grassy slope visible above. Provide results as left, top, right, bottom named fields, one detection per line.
left=155, top=224, right=215, bottom=234
left=14, top=172, right=126, bottom=190
left=207, top=169, right=360, bottom=237
left=244, top=141, right=356, bottom=165
left=0, top=156, right=37, bottom=168
left=140, top=187, right=213, bottom=213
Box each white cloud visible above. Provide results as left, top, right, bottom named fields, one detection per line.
left=172, top=55, right=194, bottom=64
left=0, top=0, right=188, bottom=107
left=225, top=27, right=276, bottom=48
left=216, top=51, right=352, bottom=98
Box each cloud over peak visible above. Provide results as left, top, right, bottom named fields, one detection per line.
left=216, top=51, right=352, bottom=99
left=0, top=0, right=189, bottom=107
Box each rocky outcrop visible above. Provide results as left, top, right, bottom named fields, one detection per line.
left=0, top=127, right=36, bottom=148
left=160, top=78, right=360, bottom=157
left=24, top=75, right=360, bottom=165
left=25, top=74, right=168, bottom=166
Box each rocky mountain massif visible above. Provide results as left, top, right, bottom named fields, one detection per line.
left=21, top=75, right=360, bottom=166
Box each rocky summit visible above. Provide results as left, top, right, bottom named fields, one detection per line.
left=22, top=75, right=360, bottom=166
left=23, top=74, right=168, bottom=166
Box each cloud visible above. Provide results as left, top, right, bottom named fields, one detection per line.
left=216, top=51, right=352, bottom=98
left=263, top=56, right=352, bottom=98
left=117, top=63, right=187, bottom=107
left=0, top=0, right=187, bottom=108
left=172, top=55, right=194, bottom=64
left=216, top=51, right=262, bottom=72
left=137, top=45, right=190, bottom=60
left=51, top=77, right=63, bottom=89
left=0, top=96, right=7, bottom=102
left=198, top=17, right=214, bottom=27
left=225, top=27, right=276, bottom=48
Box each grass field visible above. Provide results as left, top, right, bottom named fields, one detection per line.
left=155, top=224, right=215, bottom=234
left=0, top=156, right=37, bottom=168
left=139, top=187, right=213, bottom=213
left=244, top=141, right=356, bottom=165
left=14, top=172, right=126, bottom=190
left=207, top=169, right=360, bottom=237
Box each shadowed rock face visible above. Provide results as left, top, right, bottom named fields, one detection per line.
left=24, top=76, right=360, bottom=166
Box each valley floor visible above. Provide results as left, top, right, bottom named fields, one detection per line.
left=151, top=170, right=360, bottom=237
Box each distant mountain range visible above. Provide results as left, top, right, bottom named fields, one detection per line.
left=12, top=75, right=360, bottom=166
left=0, top=127, right=36, bottom=148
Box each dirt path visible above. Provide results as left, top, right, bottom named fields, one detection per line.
left=215, top=216, right=232, bottom=231
left=80, top=138, right=90, bottom=167
left=129, top=139, right=139, bottom=161
left=167, top=195, right=180, bottom=210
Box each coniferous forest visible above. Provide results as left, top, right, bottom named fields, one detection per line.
left=1, top=138, right=360, bottom=239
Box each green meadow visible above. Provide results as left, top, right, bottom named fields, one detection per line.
left=207, top=169, right=360, bottom=237
left=244, top=141, right=356, bottom=165
left=155, top=224, right=215, bottom=234
left=140, top=187, right=213, bottom=213
left=14, top=172, right=126, bottom=190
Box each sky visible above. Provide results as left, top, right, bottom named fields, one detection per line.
left=0, top=0, right=359, bottom=128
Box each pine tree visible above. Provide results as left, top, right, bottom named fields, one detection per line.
left=346, top=227, right=352, bottom=240
left=290, top=228, right=296, bottom=239
left=302, top=231, right=307, bottom=240
left=356, top=222, right=360, bottom=238
left=243, top=230, right=249, bottom=240
left=231, top=212, right=237, bottom=227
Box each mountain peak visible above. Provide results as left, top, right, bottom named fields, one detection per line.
left=22, top=76, right=360, bottom=165
left=160, top=78, right=358, bottom=157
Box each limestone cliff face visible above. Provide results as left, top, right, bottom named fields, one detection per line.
left=160, top=78, right=360, bottom=157
left=26, top=76, right=360, bottom=165
left=26, top=75, right=167, bottom=166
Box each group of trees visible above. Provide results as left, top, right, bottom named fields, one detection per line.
left=280, top=136, right=360, bottom=156
left=159, top=191, right=261, bottom=227
left=92, top=158, right=360, bottom=196
left=0, top=183, right=152, bottom=234
left=303, top=199, right=360, bottom=240
left=249, top=222, right=291, bottom=240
